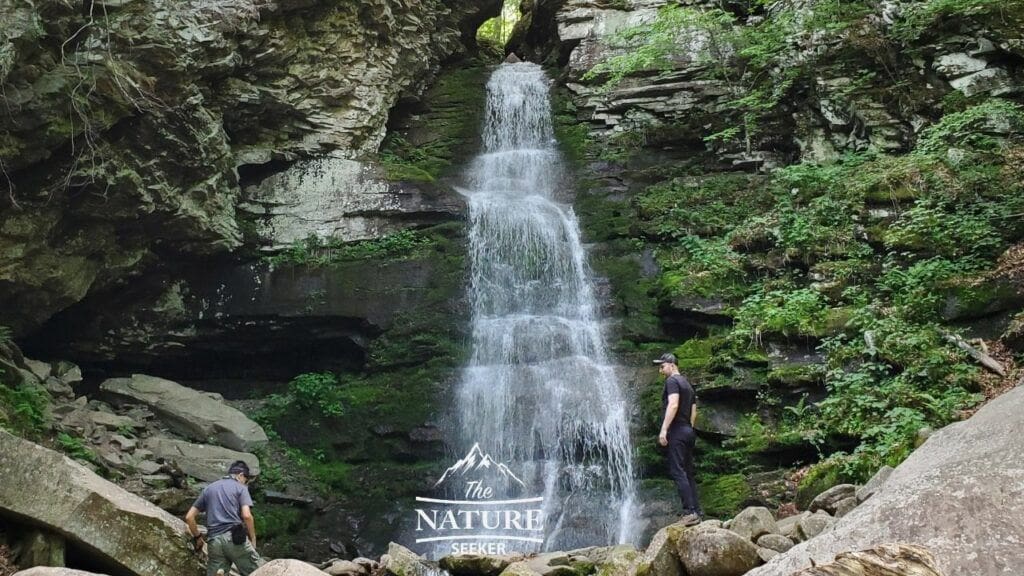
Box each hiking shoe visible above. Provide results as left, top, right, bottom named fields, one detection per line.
left=679, top=513, right=701, bottom=527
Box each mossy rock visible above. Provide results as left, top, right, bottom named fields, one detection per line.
left=698, top=474, right=751, bottom=518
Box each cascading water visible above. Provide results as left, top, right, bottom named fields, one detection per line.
left=450, top=62, right=638, bottom=552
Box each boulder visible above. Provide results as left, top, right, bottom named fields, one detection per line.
left=440, top=554, right=523, bottom=576
left=590, top=544, right=639, bottom=576
left=755, top=534, right=793, bottom=553
left=797, top=511, right=835, bottom=541
left=756, top=548, right=778, bottom=563
left=323, top=559, right=368, bottom=576
left=775, top=513, right=807, bottom=541
left=634, top=521, right=690, bottom=576
left=382, top=542, right=433, bottom=576
left=22, top=359, right=52, bottom=381
left=144, top=437, right=260, bottom=482
left=833, top=497, right=858, bottom=518
left=0, top=430, right=202, bottom=576
left=809, top=484, right=856, bottom=515
left=855, top=466, right=893, bottom=503
left=676, top=526, right=762, bottom=576
left=729, top=507, right=779, bottom=541
left=746, top=385, right=1024, bottom=576
left=12, top=565, right=110, bottom=569
left=100, top=374, right=267, bottom=451
left=787, top=543, right=943, bottom=575
left=252, top=560, right=330, bottom=576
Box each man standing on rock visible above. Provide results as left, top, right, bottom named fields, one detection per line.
left=186, top=460, right=263, bottom=576
left=654, top=352, right=703, bottom=526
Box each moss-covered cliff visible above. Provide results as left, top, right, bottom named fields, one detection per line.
left=530, top=0, right=1024, bottom=529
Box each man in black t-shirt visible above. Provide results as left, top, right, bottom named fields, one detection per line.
left=653, top=352, right=703, bottom=526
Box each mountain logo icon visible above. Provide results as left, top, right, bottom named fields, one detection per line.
left=433, top=443, right=527, bottom=489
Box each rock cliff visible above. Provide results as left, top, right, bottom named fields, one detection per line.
left=0, top=0, right=499, bottom=335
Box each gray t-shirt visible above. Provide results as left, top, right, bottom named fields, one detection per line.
left=192, top=477, right=254, bottom=537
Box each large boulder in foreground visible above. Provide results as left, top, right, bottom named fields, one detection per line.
left=0, top=430, right=202, bottom=576
left=100, top=374, right=267, bottom=451
left=251, top=559, right=330, bottom=576
left=12, top=565, right=110, bottom=569
left=676, top=526, right=761, bottom=576
left=747, top=385, right=1024, bottom=576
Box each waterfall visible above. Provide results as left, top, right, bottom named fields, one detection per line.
left=450, top=62, right=637, bottom=552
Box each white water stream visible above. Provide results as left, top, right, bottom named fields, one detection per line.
left=451, top=62, right=638, bottom=552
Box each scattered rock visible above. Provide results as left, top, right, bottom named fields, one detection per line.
left=755, top=534, right=793, bottom=553
left=323, top=559, right=368, bottom=576
left=833, top=497, right=858, bottom=518
left=251, top=559, right=330, bottom=576
left=797, top=512, right=835, bottom=542
left=729, top=507, right=779, bottom=542
left=855, top=466, right=894, bottom=503
left=382, top=542, right=433, bottom=576
left=746, top=384, right=1024, bottom=576
left=22, top=360, right=52, bottom=381
left=110, top=434, right=137, bottom=451
left=100, top=374, right=268, bottom=451
left=144, top=437, right=259, bottom=482
left=776, top=513, right=807, bottom=541
left=0, top=429, right=202, bottom=576
left=756, top=548, right=778, bottom=563
left=440, top=554, right=523, bottom=576
left=676, top=526, right=762, bottom=576
left=809, top=485, right=856, bottom=515
left=634, top=521, right=689, bottom=576
left=88, top=411, right=136, bottom=431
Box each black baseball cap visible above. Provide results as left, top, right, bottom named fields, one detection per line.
left=652, top=353, right=677, bottom=365
left=228, top=460, right=252, bottom=477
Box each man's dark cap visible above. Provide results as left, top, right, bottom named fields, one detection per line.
left=652, top=353, right=677, bottom=365
left=228, top=460, right=251, bottom=477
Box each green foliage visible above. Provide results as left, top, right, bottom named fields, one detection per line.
left=266, top=230, right=432, bottom=267
left=891, top=0, right=1012, bottom=41
left=57, top=432, right=97, bottom=464
left=259, top=372, right=345, bottom=426
left=731, top=287, right=830, bottom=344
left=658, top=235, right=746, bottom=299
left=0, top=326, right=11, bottom=344
left=0, top=381, right=49, bottom=438
left=476, top=0, right=520, bottom=50
left=915, top=99, right=1024, bottom=154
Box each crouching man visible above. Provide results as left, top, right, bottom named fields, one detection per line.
left=185, top=460, right=263, bottom=576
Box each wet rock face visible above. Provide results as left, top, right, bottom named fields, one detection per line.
left=23, top=223, right=469, bottom=385
left=0, top=0, right=496, bottom=336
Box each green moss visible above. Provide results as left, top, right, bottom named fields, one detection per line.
left=795, top=460, right=851, bottom=509
left=766, top=364, right=824, bottom=387
left=576, top=192, right=633, bottom=242
left=697, top=474, right=750, bottom=518
left=672, top=336, right=723, bottom=372
left=591, top=250, right=663, bottom=342
left=379, top=62, right=489, bottom=182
